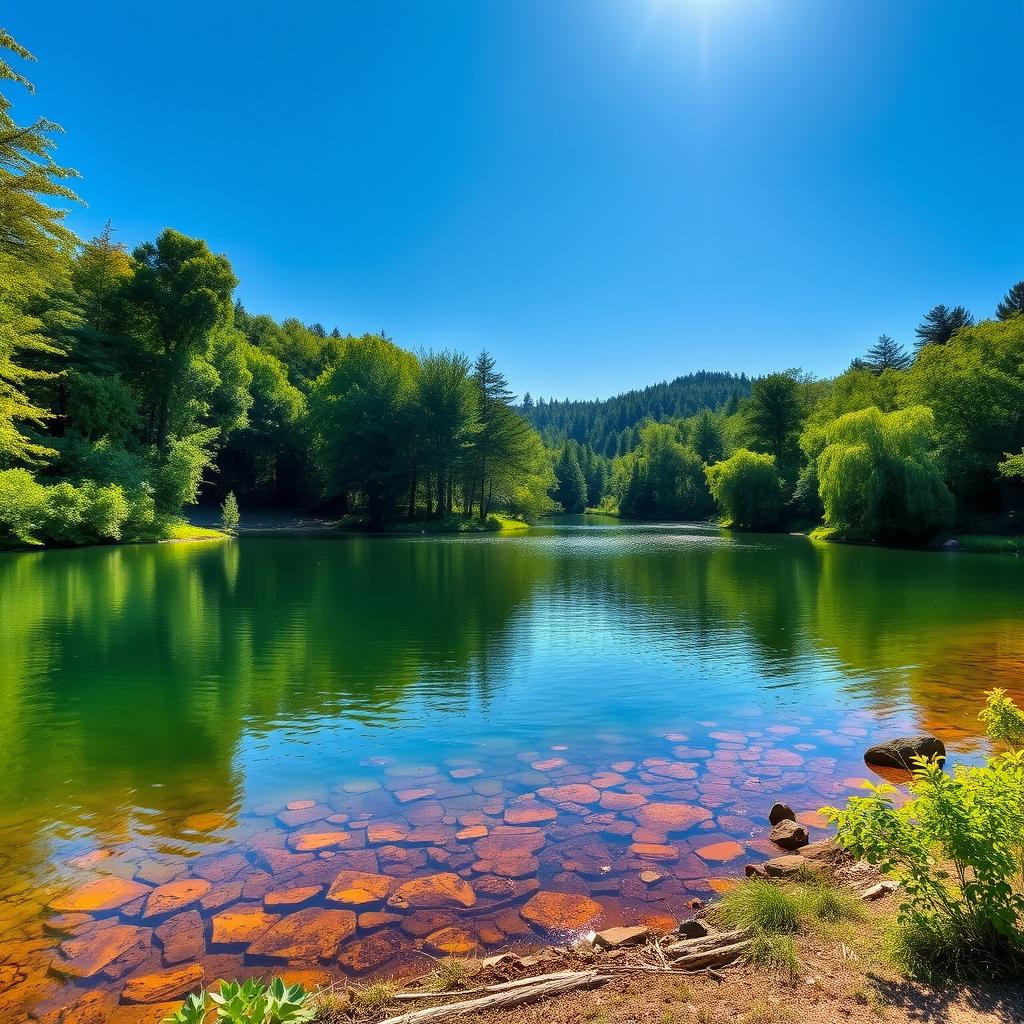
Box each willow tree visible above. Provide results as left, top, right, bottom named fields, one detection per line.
left=815, top=405, right=953, bottom=544
left=0, top=30, right=79, bottom=466
left=704, top=448, right=783, bottom=530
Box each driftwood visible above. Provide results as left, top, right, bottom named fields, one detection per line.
left=662, top=928, right=750, bottom=957
left=391, top=971, right=591, bottom=1001
left=379, top=970, right=607, bottom=1024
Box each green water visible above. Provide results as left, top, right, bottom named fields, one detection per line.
left=1, top=519, right=1023, bottom=1014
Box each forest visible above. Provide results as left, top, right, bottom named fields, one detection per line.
left=2, top=30, right=1024, bottom=549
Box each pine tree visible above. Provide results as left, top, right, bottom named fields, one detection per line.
left=0, top=30, right=81, bottom=465
left=552, top=443, right=587, bottom=513
left=996, top=281, right=1024, bottom=321
left=915, top=304, right=974, bottom=350
left=863, top=334, right=911, bottom=373
left=221, top=490, right=240, bottom=533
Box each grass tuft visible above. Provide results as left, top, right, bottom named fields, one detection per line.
left=717, top=879, right=802, bottom=933
left=798, top=882, right=864, bottom=924
left=424, top=958, right=472, bottom=992
left=356, top=981, right=397, bottom=1011
left=745, top=929, right=801, bottom=980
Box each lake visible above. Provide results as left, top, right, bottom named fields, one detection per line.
left=1, top=519, right=1022, bottom=1019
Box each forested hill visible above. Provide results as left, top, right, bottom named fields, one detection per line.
left=522, top=371, right=752, bottom=456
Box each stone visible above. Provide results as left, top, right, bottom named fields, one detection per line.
left=474, top=831, right=546, bottom=859
left=388, top=873, right=476, bottom=910
left=193, top=853, right=248, bottom=883
left=287, top=831, right=351, bottom=853
left=394, top=788, right=436, bottom=803
left=677, top=920, right=709, bottom=938
left=337, top=930, right=402, bottom=972
left=763, top=855, right=811, bottom=878
left=247, top=908, right=357, bottom=961
left=423, top=926, right=481, bottom=955
left=599, top=792, right=646, bottom=811
left=472, top=855, right=539, bottom=879
left=122, top=964, right=204, bottom=1003
left=628, top=843, right=679, bottom=861
left=48, top=878, right=150, bottom=915
left=142, top=879, right=211, bottom=919
left=537, top=784, right=601, bottom=806
left=768, top=802, right=795, bottom=825
left=638, top=870, right=662, bottom=886
left=366, top=824, right=408, bottom=845
left=209, top=907, right=280, bottom=947
left=864, top=734, right=945, bottom=770
left=504, top=805, right=557, bottom=825
left=200, top=881, right=244, bottom=911
left=358, top=911, right=402, bottom=930
left=520, top=891, right=602, bottom=932
left=861, top=880, right=900, bottom=901
left=530, top=758, right=568, bottom=771
left=154, top=910, right=205, bottom=965
left=325, top=871, right=396, bottom=906
left=54, top=925, right=152, bottom=979
left=696, top=841, right=744, bottom=862
left=631, top=802, right=712, bottom=833
left=769, top=820, right=809, bottom=850
left=456, top=825, right=488, bottom=840
left=43, top=912, right=94, bottom=936
left=183, top=811, right=230, bottom=833
left=276, top=804, right=329, bottom=829
left=593, top=925, right=649, bottom=949
left=264, top=886, right=322, bottom=909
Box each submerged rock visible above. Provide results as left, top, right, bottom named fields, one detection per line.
left=520, top=891, right=602, bottom=932
left=864, top=734, right=945, bottom=770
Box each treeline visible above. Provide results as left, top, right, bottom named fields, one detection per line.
left=552, top=299, right=1024, bottom=543
left=0, top=33, right=553, bottom=545
left=523, top=370, right=751, bottom=456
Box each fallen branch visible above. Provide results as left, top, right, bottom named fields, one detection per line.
left=379, top=970, right=607, bottom=1024
left=391, top=970, right=585, bottom=1002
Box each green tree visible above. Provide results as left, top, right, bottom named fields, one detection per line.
left=996, top=281, right=1024, bottom=321
left=551, top=442, right=587, bottom=513
left=308, top=334, right=418, bottom=528
left=901, top=318, right=1024, bottom=499
left=690, top=408, right=726, bottom=464
left=863, top=334, right=911, bottom=373
left=0, top=30, right=79, bottom=466
left=744, top=371, right=804, bottom=479
left=914, top=304, right=974, bottom=350
left=221, top=490, right=239, bottom=534
left=121, top=228, right=239, bottom=451
left=705, top=449, right=783, bottom=530
left=416, top=350, right=479, bottom=516
left=815, top=405, right=953, bottom=544
left=618, top=422, right=713, bottom=520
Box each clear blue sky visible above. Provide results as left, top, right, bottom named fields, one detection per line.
left=8, top=1, right=1023, bottom=399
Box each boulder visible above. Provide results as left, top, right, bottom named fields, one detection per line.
left=768, top=802, right=796, bottom=826
left=247, top=908, right=357, bottom=961
left=387, top=872, right=476, bottom=910
left=423, top=926, right=481, bottom=956
left=864, top=734, right=945, bottom=770
left=769, top=820, right=809, bottom=850
left=54, top=924, right=152, bottom=979
left=121, top=964, right=204, bottom=1003
left=860, top=880, right=900, bottom=901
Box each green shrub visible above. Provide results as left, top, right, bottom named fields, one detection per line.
left=162, top=977, right=314, bottom=1024
left=979, top=687, right=1024, bottom=745
left=0, top=469, right=133, bottom=546
left=823, top=691, right=1024, bottom=979
left=704, top=449, right=783, bottom=530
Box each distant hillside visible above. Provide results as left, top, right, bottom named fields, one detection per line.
left=522, top=371, right=751, bottom=456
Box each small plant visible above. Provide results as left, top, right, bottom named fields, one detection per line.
left=979, top=687, right=1024, bottom=745
left=424, top=958, right=471, bottom=992
left=162, top=978, right=315, bottom=1024
left=221, top=490, right=240, bottom=534
left=356, top=981, right=397, bottom=1012
left=717, top=879, right=802, bottom=933
left=745, top=930, right=800, bottom=980
left=823, top=690, right=1024, bottom=980
left=798, top=882, right=863, bottom=924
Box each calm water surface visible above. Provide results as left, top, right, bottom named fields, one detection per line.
left=1, top=519, right=1022, bottom=1019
